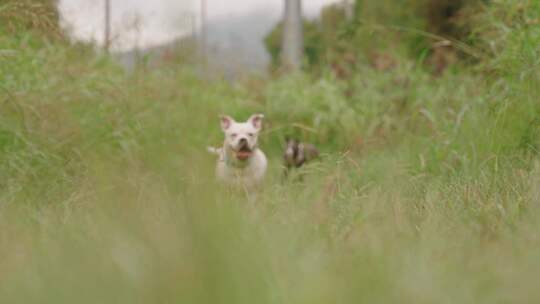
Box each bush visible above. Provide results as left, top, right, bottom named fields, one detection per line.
left=0, top=0, right=62, bottom=38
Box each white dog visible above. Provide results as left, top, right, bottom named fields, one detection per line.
left=208, top=114, right=267, bottom=189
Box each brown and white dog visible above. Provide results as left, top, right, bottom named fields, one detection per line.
left=283, top=137, right=319, bottom=176
left=208, top=114, right=267, bottom=189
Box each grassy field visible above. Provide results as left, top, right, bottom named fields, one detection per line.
left=1, top=1, right=540, bottom=303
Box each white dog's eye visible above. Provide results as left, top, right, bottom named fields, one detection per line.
left=231, top=133, right=238, bottom=138
left=248, top=133, right=254, bottom=137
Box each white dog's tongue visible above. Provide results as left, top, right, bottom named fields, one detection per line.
left=236, top=150, right=252, bottom=161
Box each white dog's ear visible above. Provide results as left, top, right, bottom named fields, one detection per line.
left=248, top=114, right=264, bottom=130
left=220, top=115, right=235, bottom=131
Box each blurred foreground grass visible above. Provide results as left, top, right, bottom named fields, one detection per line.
left=1, top=1, right=540, bottom=303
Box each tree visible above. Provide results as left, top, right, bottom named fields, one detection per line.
left=1, top=0, right=62, bottom=37
left=265, top=3, right=350, bottom=72
left=104, top=0, right=111, bottom=52
left=343, top=0, right=353, bottom=21
left=281, top=0, right=303, bottom=71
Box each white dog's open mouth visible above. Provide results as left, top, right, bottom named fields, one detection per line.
left=236, top=146, right=253, bottom=161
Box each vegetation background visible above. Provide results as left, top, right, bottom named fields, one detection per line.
left=1, top=0, right=540, bottom=303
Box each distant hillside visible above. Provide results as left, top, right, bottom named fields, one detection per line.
left=112, top=6, right=331, bottom=76
left=114, top=35, right=197, bottom=71
left=114, top=9, right=279, bottom=76
left=205, top=10, right=279, bottom=75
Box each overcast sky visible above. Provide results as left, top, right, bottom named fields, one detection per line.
left=58, top=0, right=341, bottom=51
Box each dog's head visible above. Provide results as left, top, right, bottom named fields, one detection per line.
left=284, top=137, right=299, bottom=163
left=220, top=114, right=264, bottom=161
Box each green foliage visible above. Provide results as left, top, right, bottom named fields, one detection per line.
left=0, top=0, right=62, bottom=38
left=266, top=0, right=492, bottom=73
left=265, top=3, right=351, bottom=71
left=1, top=1, right=540, bottom=303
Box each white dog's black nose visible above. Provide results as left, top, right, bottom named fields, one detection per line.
left=239, top=138, right=248, bottom=146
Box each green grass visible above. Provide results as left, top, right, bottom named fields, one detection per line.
left=1, top=1, right=540, bottom=303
